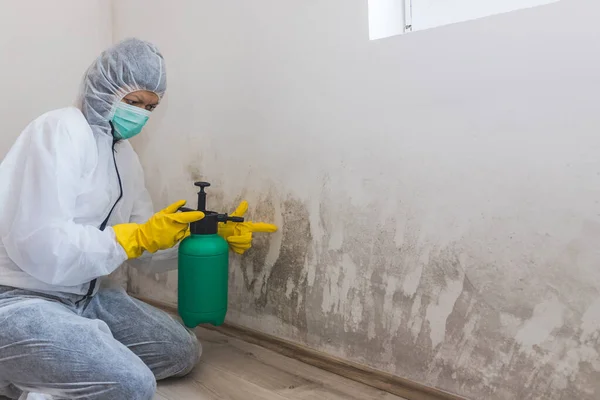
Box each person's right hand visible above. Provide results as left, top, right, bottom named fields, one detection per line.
left=114, top=200, right=205, bottom=259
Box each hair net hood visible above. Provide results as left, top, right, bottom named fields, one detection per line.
left=78, top=38, right=167, bottom=137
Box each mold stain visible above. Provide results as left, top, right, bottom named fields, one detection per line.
left=130, top=181, right=600, bottom=400
left=231, top=188, right=600, bottom=399
left=187, top=165, right=203, bottom=183
left=239, top=197, right=311, bottom=333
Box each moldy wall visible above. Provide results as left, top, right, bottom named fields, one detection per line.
left=114, top=1, right=600, bottom=398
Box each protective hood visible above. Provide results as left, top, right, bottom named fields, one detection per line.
left=77, top=38, right=167, bottom=137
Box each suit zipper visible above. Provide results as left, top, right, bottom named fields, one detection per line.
left=77, top=138, right=123, bottom=304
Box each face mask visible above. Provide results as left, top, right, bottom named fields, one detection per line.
left=111, top=102, right=152, bottom=140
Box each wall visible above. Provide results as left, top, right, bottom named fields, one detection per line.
left=0, top=0, right=112, bottom=158
left=114, top=1, right=600, bottom=399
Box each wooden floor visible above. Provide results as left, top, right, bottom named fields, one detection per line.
left=154, top=327, right=407, bottom=400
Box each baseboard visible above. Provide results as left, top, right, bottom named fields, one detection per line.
left=136, top=296, right=467, bottom=400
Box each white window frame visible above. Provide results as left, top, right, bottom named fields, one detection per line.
left=404, top=0, right=413, bottom=33
left=368, top=0, right=412, bottom=40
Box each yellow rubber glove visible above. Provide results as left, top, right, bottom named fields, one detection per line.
left=114, top=200, right=205, bottom=259
left=218, top=201, right=278, bottom=254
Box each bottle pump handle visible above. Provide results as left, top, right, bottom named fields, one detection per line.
left=194, top=182, right=210, bottom=212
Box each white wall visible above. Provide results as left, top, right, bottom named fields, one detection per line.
left=0, top=0, right=112, bottom=158
left=114, top=0, right=600, bottom=399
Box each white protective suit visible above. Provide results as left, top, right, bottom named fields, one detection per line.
left=0, top=38, right=171, bottom=296
left=0, top=39, right=200, bottom=400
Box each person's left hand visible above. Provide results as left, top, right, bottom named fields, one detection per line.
left=217, top=201, right=278, bottom=254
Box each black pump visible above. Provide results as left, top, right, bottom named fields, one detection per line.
left=180, top=181, right=244, bottom=235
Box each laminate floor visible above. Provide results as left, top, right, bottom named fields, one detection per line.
left=155, top=327, right=407, bottom=400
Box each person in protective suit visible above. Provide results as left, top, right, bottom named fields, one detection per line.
left=0, top=38, right=276, bottom=400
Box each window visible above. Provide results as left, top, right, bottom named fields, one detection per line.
left=368, top=0, right=560, bottom=40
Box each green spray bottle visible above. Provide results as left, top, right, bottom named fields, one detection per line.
left=178, top=181, right=243, bottom=328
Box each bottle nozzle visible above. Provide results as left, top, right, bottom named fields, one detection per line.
left=216, top=214, right=244, bottom=223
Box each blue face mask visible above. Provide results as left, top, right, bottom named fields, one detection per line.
left=111, top=102, right=152, bottom=140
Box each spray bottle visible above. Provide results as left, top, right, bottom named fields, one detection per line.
left=178, top=181, right=243, bottom=327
